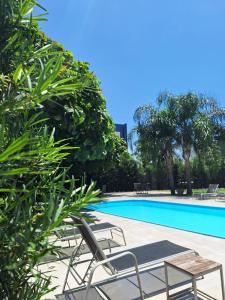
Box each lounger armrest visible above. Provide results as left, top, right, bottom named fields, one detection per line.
left=94, top=251, right=139, bottom=268
left=85, top=251, right=144, bottom=300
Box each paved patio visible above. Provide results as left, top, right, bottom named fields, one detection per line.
left=42, top=192, right=225, bottom=299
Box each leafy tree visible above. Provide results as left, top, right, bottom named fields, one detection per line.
left=1, top=0, right=121, bottom=182
left=8, top=28, right=122, bottom=180
left=40, top=52, right=118, bottom=168
left=97, top=151, right=144, bottom=192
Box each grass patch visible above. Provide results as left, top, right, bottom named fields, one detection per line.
left=193, top=188, right=225, bottom=194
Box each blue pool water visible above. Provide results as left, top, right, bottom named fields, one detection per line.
left=88, top=200, right=225, bottom=239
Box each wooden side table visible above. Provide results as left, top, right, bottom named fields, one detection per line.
left=164, top=253, right=225, bottom=300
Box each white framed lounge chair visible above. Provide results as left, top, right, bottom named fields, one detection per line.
left=39, top=221, right=126, bottom=267
left=61, top=216, right=197, bottom=294
left=198, top=184, right=219, bottom=199
left=134, top=183, right=142, bottom=194
left=133, top=183, right=151, bottom=195
left=56, top=256, right=194, bottom=300
left=55, top=221, right=126, bottom=247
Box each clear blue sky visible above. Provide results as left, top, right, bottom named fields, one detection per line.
left=40, top=0, right=225, bottom=132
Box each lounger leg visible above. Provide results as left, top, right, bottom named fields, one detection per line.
left=114, top=227, right=127, bottom=246
left=120, top=228, right=127, bottom=246
left=62, top=238, right=85, bottom=292
left=165, top=264, right=170, bottom=299
left=81, top=258, right=95, bottom=283
left=106, top=238, right=112, bottom=253
left=110, top=227, right=127, bottom=246
left=192, top=277, right=198, bottom=300
left=220, top=266, right=225, bottom=300
left=136, top=267, right=145, bottom=300
left=62, top=254, right=73, bottom=292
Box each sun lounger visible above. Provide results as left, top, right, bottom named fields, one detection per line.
left=62, top=216, right=196, bottom=291
left=55, top=221, right=126, bottom=247
left=39, top=221, right=126, bottom=267
left=199, top=184, right=219, bottom=199
left=56, top=264, right=192, bottom=300
left=38, top=238, right=120, bottom=265
left=134, top=183, right=142, bottom=194
left=216, top=193, right=225, bottom=202
left=133, top=183, right=151, bottom=195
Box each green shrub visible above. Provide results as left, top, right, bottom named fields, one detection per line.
left=0, top=1, right=100, bottom=298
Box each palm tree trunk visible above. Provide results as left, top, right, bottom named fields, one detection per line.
left=165, top=152, right=175, bottom=195
left=183, top=148, right=192, bottom=195
left=151, top=171, right=157, bottom=190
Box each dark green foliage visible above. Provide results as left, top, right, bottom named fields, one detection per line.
left=10, top=25, right=125, bottom=180
left=41, top=56, right=118, bottom=166
left=97, top=152, right=144, bottom=192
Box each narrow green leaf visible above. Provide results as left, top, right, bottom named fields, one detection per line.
left=13, top=64, right=23, bottom=83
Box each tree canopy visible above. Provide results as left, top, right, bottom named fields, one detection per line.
left=0, top=0, right=126, bottom=181
left=132, top=92, right=225, bottom=195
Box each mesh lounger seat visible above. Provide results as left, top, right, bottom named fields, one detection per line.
left=39, top=238, right=120, bottom=265
left=61, top=216, right=196, bottom=293
left=106, top=240, right=191, bottom=272
left=56, top=264, right=192, bottom=300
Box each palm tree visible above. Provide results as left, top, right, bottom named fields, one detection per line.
left=158, top=92, right=225, bottom=195
left=133, top=105, right=177, bottom=195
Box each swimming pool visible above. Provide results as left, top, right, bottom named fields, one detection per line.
left=88, top=200, right=225, bottom=239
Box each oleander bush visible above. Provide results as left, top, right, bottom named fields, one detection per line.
left=0, top=1, right=101, bottom=298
